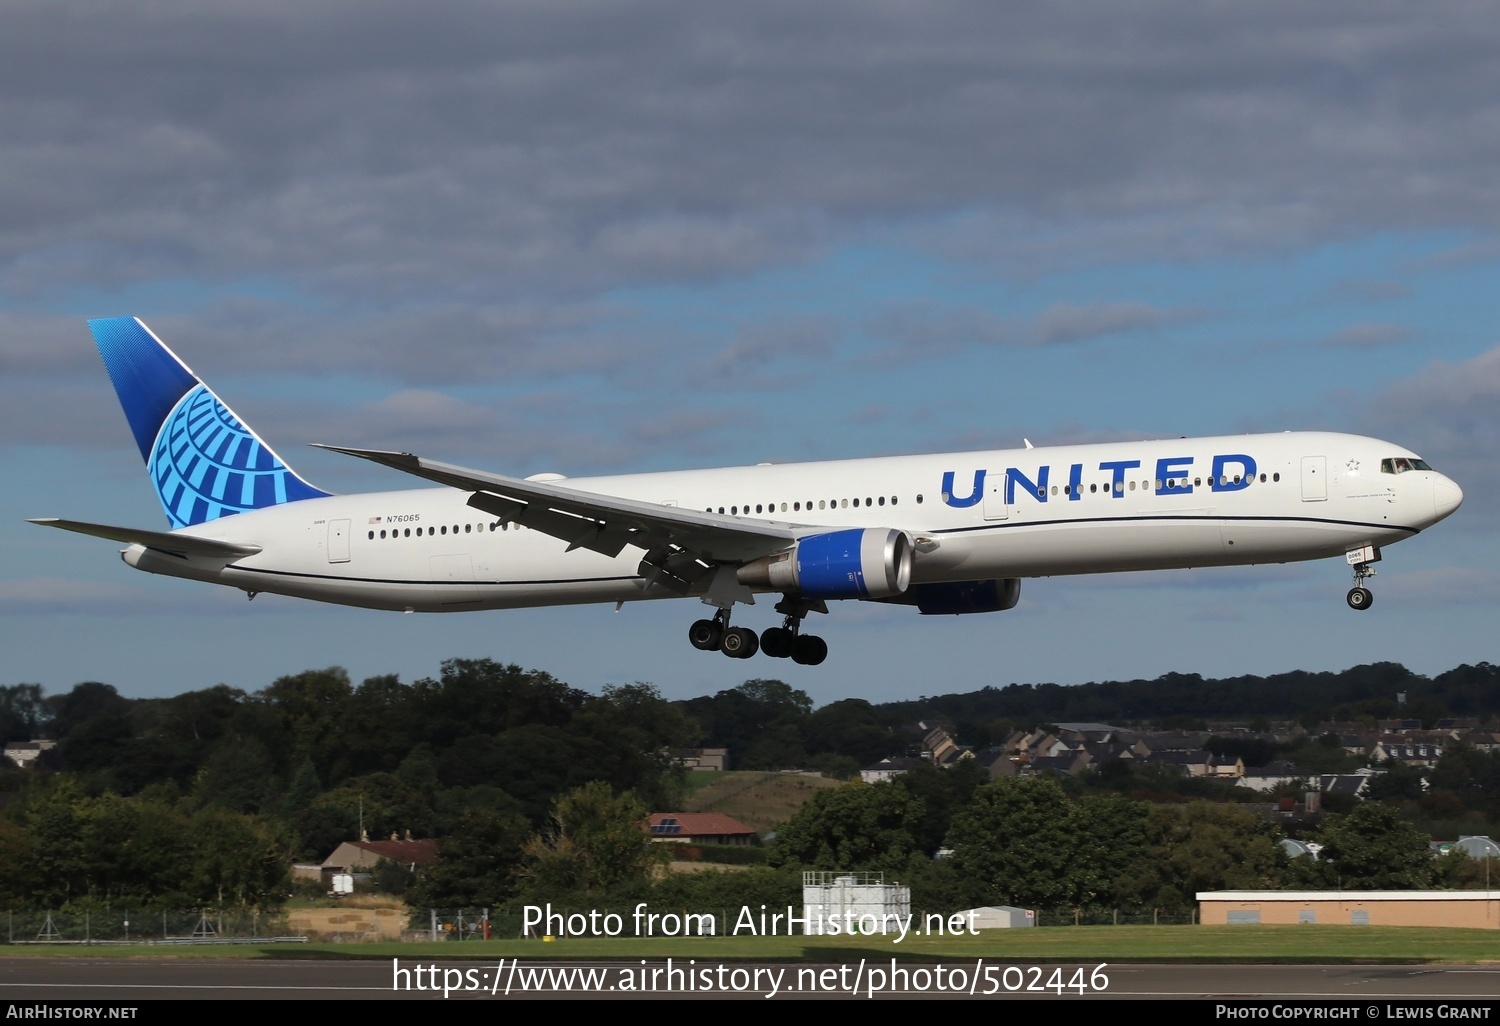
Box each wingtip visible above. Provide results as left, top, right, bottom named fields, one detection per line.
left=311, top=444, right=421, bottom=467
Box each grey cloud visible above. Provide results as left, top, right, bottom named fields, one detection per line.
left=1414, top=236, right=1500, bottom=271
left=1324, top=279, right=1413, bottom=303
left=1347, top=344, right=1500, bottom=526
left=0, top=316, right=101, bottom=375
left=692, top=315, right=842, bottom=390
left=0, top=382, right=133, bottom=450
left=0, top=576, right=251, bottom=616
left=1362, top=345, right=1500, bottom=448
left=128, top=298, right=655, bottom=387
left=864, top=299, right=1198, bottom=357
left=1377, top=566, right=1500, bottom=608
left=6, top=1, right=1500, bottom=303
left=1033, top=302, right=1201, bottom=346
left=1319, top=322, right=1415, bottom=349
left=864, top=302, right=1009, bottom=357
left=268, top=383, right=764, bottom=474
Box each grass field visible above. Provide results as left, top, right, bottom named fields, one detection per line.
left=681, top=771, right=842, bottom=833
left=4, top=925, right=1497, bottom=963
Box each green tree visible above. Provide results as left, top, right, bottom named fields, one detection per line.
left=327, top=673, right=416, bottom=780
left=1068, top=793, right=1152, bottom=906
left=804, top=699, right=896, bottom=766
left=0, top=683, right=49, bottom=743
left=769, top=780, right=926, bottom=875
left=308, top=772, right=434, bottom=843
left=571, top=683, right=697, bottom=807
left=191, top=735, right=277, bottom=813
left=1314, top=802, right=1435, bottom=889
left=895, top=760, right=988, bottom=855
left=1117, top=802, right=1286, bottom=909
left=437, top=725, right=611, bottom=822
left=944, top=777, right=1077, bottom=908
left=412, top=804, right=531, bottom=907
left=259, top=667, right=352, bottom=755
left=187, top=806, right=288, bottom=907
left=1365, top=762, right=1427, bottom=803
left=13, top=781, right=92, bottom=906
left=283, top=754, right=324, bottom=815
left=410, top=659, right=585, bottom=746
left=680, top=679, right=812, bottom=768
left=522, top=782, right=667, bottom=899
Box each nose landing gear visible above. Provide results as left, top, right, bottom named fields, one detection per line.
left=1345, top=545, right=1380, bottom=611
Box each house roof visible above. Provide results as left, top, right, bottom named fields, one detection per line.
left=320, top=838, right=440, bottom=870
left=1244, top=761, right=1309, bottom=777
left=349, top=838, right=440, bottom=865
left=862, top=757, right=927, bottom=772
left=647, top=812, right=755, bottom=837
left=1317, top=775, right=1369, bottom=795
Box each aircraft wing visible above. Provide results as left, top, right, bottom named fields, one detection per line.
left=314, top=445, right=805, bottom=594
left=28, top=518, right=263, bottom=559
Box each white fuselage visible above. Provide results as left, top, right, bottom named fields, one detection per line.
left=125, top=431, right=1462, bottom=614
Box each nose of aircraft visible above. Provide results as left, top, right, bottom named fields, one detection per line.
left=1433, top=474, right=1464, bottom=521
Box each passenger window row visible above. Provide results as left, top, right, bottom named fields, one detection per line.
left=369, top=522, right=509, bottom=540
left=704, top=495, right=923, bottom=516
left=1040, top=472, right=1282, bottom=497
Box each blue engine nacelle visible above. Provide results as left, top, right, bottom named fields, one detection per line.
left=880, top=578, right=1021, bottom=614
left=737, top=528, right=913, bottom=599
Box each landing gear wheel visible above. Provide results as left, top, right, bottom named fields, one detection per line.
left=760, top=626, right=794, bottom=658
left=791, top=634, right=828, bottom=666
left=721, top=626, right=759, bottom=659
left=1346, top=587, right=1373, bottom=611
left=689, top=619, right=724, bottom=650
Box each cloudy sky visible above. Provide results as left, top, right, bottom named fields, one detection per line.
left=3, top=1, right=1497, bottom=706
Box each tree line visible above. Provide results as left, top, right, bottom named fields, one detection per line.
left=1, top=658, right=1497, bottom=913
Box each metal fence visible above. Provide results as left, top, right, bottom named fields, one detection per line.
left=1029, top=907, right=1198, bottom=927
left=417, top=905, right=1199, bottom=939
left=2, top=905, right=1199, bottom=944
left=4, top=909, right=303, bottom=945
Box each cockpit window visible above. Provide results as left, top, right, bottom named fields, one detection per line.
left=1381, top=457, right=1433, bottom=474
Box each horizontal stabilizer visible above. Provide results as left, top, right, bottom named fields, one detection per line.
left=27, top=518, right=262, bottom=559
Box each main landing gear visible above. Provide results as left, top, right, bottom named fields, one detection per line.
left=688, top=597, right=829, bottom=665
left=1345, top=545, right=1380, bottom=611
left=689, top=608, right=761, bottom=659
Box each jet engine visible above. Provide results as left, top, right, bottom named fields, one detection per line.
left=737, top=528, right=913, bottom=599
left=882, top=578, right=1022, bottom=614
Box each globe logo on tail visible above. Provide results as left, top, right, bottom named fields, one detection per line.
left=151, top=384, right=311, bottom=528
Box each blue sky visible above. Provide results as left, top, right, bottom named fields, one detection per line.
left=2, top=2, right=1497, bottom=706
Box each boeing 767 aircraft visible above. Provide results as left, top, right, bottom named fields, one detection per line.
left=31, top=317, right=1464, bottom=666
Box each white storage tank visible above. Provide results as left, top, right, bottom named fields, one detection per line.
left=801, top=871, right=910, bottom=936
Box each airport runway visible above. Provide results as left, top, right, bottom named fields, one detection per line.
left=2, top=958, right=1499, bottom=1001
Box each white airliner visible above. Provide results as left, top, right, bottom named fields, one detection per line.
left=32, top=318, right=1464, bottom=665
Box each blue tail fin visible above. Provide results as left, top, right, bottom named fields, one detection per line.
left=88, top=317, right=330, bottom=528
